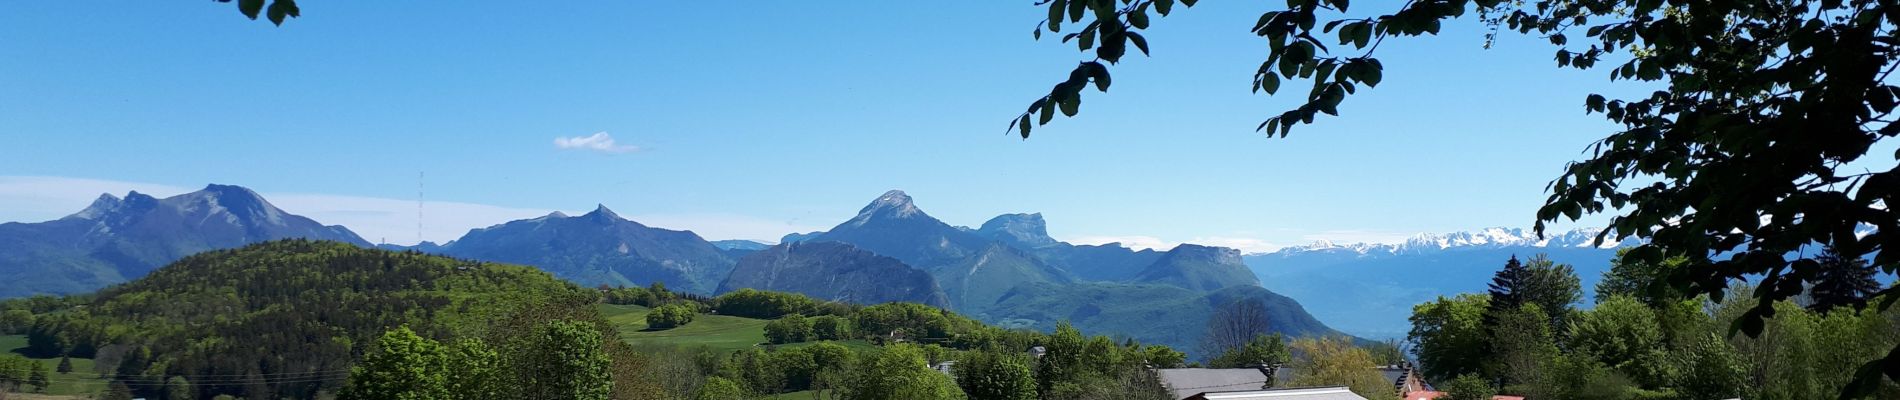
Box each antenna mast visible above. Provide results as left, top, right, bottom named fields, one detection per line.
left=418, top=171, right=425, bottom=245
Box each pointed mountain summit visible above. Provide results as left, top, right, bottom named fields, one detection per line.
left=584, top=204, right=623, bottom=222
left=977, top=213, right=1058, bottom=248
left=440, top=207, right=734, bottom=294
left=847, top=190, right=926, bottom=224
left=813, top=190, right=990, bottom=268
left=0, top=184, right=371, bottom=298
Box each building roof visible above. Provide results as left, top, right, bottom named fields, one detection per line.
left=1157, top=368, right=1271, bottom=399
left=1186, top=386, right=1370, bottom=400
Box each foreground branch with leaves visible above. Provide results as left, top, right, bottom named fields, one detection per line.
left=1013, top=0, right=1900, bottom=396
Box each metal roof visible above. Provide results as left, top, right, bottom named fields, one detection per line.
left=1156, top=368, right=1271, bottom=399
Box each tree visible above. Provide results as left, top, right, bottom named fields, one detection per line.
left=1596, top=249, right=1689, bottom=307
left=694, top=377, right=747, bottom=400
left=165, top=376, right=192, bottom=400
left=55, top=356, right=70, bottom=374
left=1483, top=256, right=1531, bottom=333
left=1201, top=298, right=1272, bottom=359
left=953, top=350, right=1038, bottom=400
left=1286, top=336, right=1396, bottom=400
left=445, top=338, right=503, bottom=399
left=1407, top=294, right=1489, bottom=383
left=1363, top=338, right=1407, bottom=367
left=1205, top=333, right=1290, bottom=369
left=1442, top=374, right=1495, bottom=400
left=1566, top=296, right=1669, bottom=388
left=519, top=320, right=613, bottom=400
left=1035, top=322, right=1086, bottom=397
left=1140, top=345, right=1188, bottom=368
left=812, top=315, right=855, bottom=341
left=840, top=344, right=965, bottom=400
left=1007, top=0, right=1900, bottom=392
left=339, top=327, right=449, bottom=400
left=765, top=313, right=816, bottom=344
left=0, top=310, right=29, bottom=335
left=1810, top=247, right=1880, bottom=313
left=1673, top=333, right=1748, bottom=400
left=25, top=364, right=46, bottom=393
left=103, top=381, right=134, bottom=400
left=1489, top=304, right=1558, bottom=387
left=647, top=303, right=697, bottom=330
left=1522, top=254, right=1583, bottom=333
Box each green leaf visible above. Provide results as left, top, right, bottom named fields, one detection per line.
left=1084, top=62, right=1111, bottom=92
left=265, top=0, right=299, bottom=26
left=1155, top=0, right=1174, bottom=15
left=1058, top=95, right=1080, bottom=116
left=1018, top=116, right=1032, bottom=138
left=1068, top=0, right=1086, bottom=23
left=1360, top=61, right=1382, bottom=87
left=1332, top=0, right=1349, bottom=12
left=1127, top=31, right=1150, bottom=56
left=1048, top=0, right=1066, bottom=32
left=1260, top=73, right=1281, bottom=94
left=1130, top=5, right=1150, bottom=29
left=1079, top=25, right=1097, bottom=50
left=1040, top=101, right=1056, bottom=124
left=238, top=0, right=265, bottom=19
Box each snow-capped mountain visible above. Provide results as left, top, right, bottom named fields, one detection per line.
left=1270, top=227, right=1641, bottom=256
left=1246, top=227, right=1637, bottom=339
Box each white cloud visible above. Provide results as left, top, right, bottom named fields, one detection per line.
left=0, top=176, right=812, bottom=246
left=1187, top=236, right=1280, bottom=253
left=1063, top=235, right=1179, bottom=252
left=553, top=132, right=640, bottom=154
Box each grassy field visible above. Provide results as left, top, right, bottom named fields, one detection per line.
left=1, top=334, right=107, bottom=397
left=600, top=304, right=775, bottom=353
left=597, top=304, right=880, bottom=355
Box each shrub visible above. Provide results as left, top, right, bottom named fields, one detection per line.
left=647, top=304, right=697, bottom=330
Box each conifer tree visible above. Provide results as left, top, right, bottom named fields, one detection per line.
left=1482, top=256, right=1529, bottom=332
left=1810, top=247, right=1880, bottom=313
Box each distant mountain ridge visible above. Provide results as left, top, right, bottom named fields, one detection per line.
left=435, top=205, right=735, bottom=294
left=1269, top=227, right=1639, bottom=256
left=1246, top=227, right=1635, bottom=338
left=1, top=184, right=1347, bottom=359
left=717, top=241, right=951, bottom=307
left=0, top=184, right=371, bottom=298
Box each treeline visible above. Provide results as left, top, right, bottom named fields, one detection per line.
left=3, top=240, right=620, bottom=400
left=589, top=286, right=1192, bottom=399
left=1409, top=251, right=1900, bottom=400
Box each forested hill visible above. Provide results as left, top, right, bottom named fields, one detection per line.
left=19, top=239, right=600, bottom=399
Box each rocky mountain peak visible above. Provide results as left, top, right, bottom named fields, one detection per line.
left=978, top=213, right=1057, bottom=248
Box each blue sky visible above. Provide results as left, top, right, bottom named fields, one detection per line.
left=0, top=1, right=1646, bottom=250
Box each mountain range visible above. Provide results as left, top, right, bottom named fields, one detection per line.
left=1246, top=227, right=1637, bottom=338
left=0, top=184, right=369, bottom=298
left=1, top=183, right=1645, bottom=354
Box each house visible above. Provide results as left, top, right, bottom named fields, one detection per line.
left=931, top=360, right=956, bottom=376
left=1184, top=386, right=1370, bottom=400
left=1156, top=367, right=1274, bottom=399
left=1377, top=363, right=1427, bottom=394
